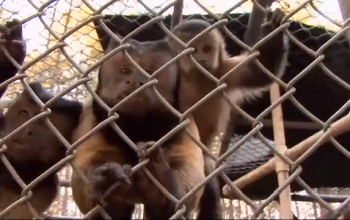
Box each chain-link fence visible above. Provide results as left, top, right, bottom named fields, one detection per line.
left=0, top=0, right=349, bottom=219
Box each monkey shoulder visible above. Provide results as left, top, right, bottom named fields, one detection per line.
left=173, top=19, right=211, bottom=34
left=72, top=103, right=126, bottom=170
left=0, top=162, right=59, bottom=218
left=164, top=118, right=204, bottom=172
left=160, top=118, right=205, bottom=212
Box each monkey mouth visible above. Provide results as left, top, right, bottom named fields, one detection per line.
left=117, top=94, right=146, bottom=102
left=7, top=140, right=26, bottom=149
left=13, top=139, right=25, bottom=145
left=198, top=61, right=209, bottom=69
left=115, top=95, right=148, bottom=113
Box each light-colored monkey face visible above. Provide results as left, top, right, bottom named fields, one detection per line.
left=174, top=31, right=221, bottom=74
left=97, top=40, right=178, bottom=115
left=0, top=88, right=74, bottom=163
left=98, top=49, right=156, bottom=114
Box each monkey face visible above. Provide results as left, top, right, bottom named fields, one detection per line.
left=0, top=87, right=75, bottom=163
left=97, top=53, right=154, bottom=115
left=173, top=31, right=221, bottom=73
left=97, top=41, right=178, bottom=116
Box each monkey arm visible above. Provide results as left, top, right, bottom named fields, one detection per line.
left=218, top=9, right=289, bottom=92
left=134, top=120, right=206, bottom=219
left=71, top=109, right=133, bottom=215
left=73, top=134, right=131, bottom=192
left=219, top=33, right=288, bottom=92
left=133, top=147, right=181, bottom=219
left=71, top=138, right=135, bottom=218
left=164, top=120, right=206, bottom=217
left=0, top=19, right=26, bottom=98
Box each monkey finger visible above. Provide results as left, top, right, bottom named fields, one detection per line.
left=89, top=187, right=104, bottom=201
left=91, top=162, right=125, bottom=182
left=6, top=19, right=21, bottom=28
left=89, top=169, right=107, bottom=186
left=148, top=146, right=164, bottom=162
left=0, top=25, right=10, bottom=35
left=88, top=176, right=106, bottom=200
left=6, top=19, right=22, bottom=32
left=123, top=177, right=131, bottom=185
left=89, top=163, right=131, bottom=198
left=265, top=9, right=273, bottom=23
left=136, top=143, right=148, bottom=159
left=103, top=162, right=133, bottom=183
left=270, top=8, right=285, bottom=27
left=122, top=164, right=133, bottom=177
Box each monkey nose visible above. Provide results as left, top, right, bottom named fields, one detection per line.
left=199, top=59, right=208, bottom=67
left=198, top=58, right=207, bottom=63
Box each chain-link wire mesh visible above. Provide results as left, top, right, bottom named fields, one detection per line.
left=0, top=0, right=349, bottom=219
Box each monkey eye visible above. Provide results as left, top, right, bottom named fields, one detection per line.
left=120, top=67, right=132, bottom=75
left=17, top=109, right=29, bottom=117
left=202, top=45, right=212, bottom=53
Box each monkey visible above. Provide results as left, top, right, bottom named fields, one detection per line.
left=0, top=82, right=82, bottom=219
left=169, top=8, right=290, bottom=219
left=70, top=37, right=206, bottom=219
left=0, top=19, right=26, bottom=98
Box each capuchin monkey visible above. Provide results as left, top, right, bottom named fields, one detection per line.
left=169, top=8, right=289, bottom=219
left=0, top=82, right=82, bottom=219
left=71, top=37, right=206, bottom=219
left=0, top=18, right=26, bottom=98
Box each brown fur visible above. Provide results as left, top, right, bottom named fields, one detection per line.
left=170, top=9, right=289, bottom=219
left=72, top=105, right=204, bottom=217
left=171, top=10, right=289, bottom=150
left=0, top=19, right=27, bottom=100
left=71, top=38, right=205, bottom=219
left=0, top=82, right=82, bottom=219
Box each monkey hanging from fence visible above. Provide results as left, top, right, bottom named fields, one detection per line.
left=0, top=18, right=26, bottom=98
left=168, top=8, right=289, bottom=218
left=0, top=82, right=82, bottom=219
left=170, top=7, right=289, bottom=154
left=70, top=34, right=206, bottom=219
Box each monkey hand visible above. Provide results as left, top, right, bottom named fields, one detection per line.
left=88, top=162, right=132, bottom=200
left=136, top=141, right=163, bottom=162
left=264, top=8, right=286, bottom=32
left=0, top=18, right=26, bottom=66
left=259, top=8, right=287, bottom=50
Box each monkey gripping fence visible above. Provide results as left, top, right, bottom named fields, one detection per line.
left=0, top=0, right=350, bottom=219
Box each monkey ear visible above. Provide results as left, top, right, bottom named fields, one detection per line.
left=18, top=83, right=38, bottom=101
left=105, top=33, right=123, bottom=54
left=94, top=15, right=118, bottom=52
left=93, top=16, right=125, bottom=54
left=20, top=81, right=55, bottom=105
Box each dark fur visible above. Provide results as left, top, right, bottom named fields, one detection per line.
left=71, top=38, right=205, bottom=219
left=0, top=82, right=82, bottom=218
left=169, top=9, right=289, bottom=219
left=0, top=19, right=26, bottom=98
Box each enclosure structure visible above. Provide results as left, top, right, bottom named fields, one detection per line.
left=0, top=0, right=349, bottom=219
